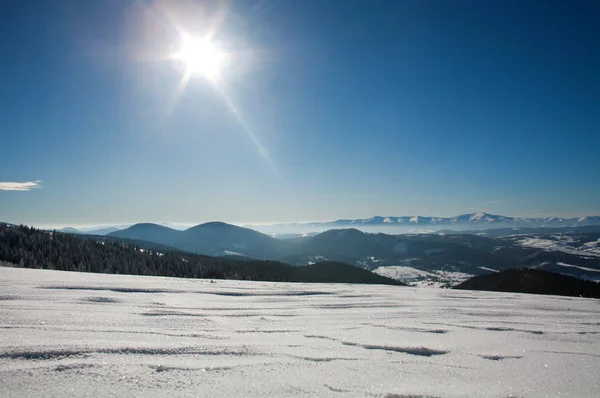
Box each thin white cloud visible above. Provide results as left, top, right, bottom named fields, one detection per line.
left=0, top=180, right=42, bottom=191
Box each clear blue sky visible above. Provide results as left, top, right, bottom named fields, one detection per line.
left=1, top=0, right=599, bottom=228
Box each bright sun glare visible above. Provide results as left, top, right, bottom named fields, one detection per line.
left=174, top=36, right=224, bottom=81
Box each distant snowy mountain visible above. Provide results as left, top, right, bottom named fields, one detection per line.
left=257, top=213, right=600, bottom=232
left=577, top=216, right=600, bottom=224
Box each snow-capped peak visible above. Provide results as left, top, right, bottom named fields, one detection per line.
left=469, top=212, right=490, bottom=222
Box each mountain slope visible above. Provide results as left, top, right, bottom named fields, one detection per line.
left=84, top=227, right=122, bottom=235
left=59, top=227, right=83, bottom=234
left=454, top=268, right=600, bottom=298
left=291, top=229, right=391, bottom=262
left=437, top=225, right=600, bottom=238
left=109, top=223, right=183, bottom=246
left=177, top=222, right=283, bottom=259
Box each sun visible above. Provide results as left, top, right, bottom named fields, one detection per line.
left=173, top=35, right=224, bottom=82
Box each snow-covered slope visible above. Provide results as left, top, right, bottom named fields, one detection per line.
left=1, top=267, right=599, bottom=397
left=373, top=264, right=435, bottom=281
left=373, top=265, right=472, bottom=288
left=512, top=236, right=600, bottom=258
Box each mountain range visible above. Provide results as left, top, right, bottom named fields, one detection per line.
left=5, top=217, right=600, bottom=287
left=250, top=213, right=600, bottom=233
left=56, top=212, right=600, bottom=237
left=108, top=222, right=600, bottom=285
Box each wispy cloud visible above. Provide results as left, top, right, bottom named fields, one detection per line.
left=0, top=180, right=42, bottom=191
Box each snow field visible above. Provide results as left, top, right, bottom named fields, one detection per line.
left=1, top=267, right=599, bottom=397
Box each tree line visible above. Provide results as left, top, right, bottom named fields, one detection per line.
left=454, top=268, right=600, bottom=298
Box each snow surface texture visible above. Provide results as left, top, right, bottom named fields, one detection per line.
left=1, top=267, right=599, bottom=398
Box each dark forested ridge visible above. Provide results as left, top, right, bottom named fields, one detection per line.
left=109, top=222, right=284, bottom=259
left=0, top=223, right=403, bottom=285
left=454, top=268, right=600, bottom=299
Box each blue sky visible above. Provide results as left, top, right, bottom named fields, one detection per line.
left=1, top=0, right=599, bottom=228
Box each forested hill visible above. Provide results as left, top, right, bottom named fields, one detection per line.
left=454, top=268, right=600, bottom=299
left=0, top=224, right=402, bottom=286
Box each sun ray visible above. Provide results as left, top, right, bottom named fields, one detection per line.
left=212, top=83, right=281, bottom=177
left=132, top=0, right=280, bottom=175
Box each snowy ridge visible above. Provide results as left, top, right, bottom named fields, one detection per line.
left=260, top=213, right=600, bottom=230
left=557, top=262, right=600, bottom=273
